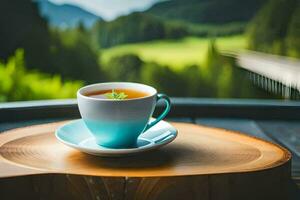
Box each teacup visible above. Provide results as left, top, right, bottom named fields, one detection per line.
left=77, top=82, right=171, bottom=148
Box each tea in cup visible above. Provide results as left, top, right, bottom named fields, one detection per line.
left=77, top=82, right=170, bottom=148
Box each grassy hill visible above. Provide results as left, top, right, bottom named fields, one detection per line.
left=101, top=35, right=246, bottom=69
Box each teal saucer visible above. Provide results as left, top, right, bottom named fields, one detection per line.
left=55, top=119, right=177, bottom=157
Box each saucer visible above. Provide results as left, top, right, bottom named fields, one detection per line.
left=55, top=119, right=177, bottom=156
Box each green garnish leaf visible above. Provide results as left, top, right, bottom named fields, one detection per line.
left=104, top=89, right=128, bottom=100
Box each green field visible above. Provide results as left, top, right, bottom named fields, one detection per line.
left=101, top=35, right=246, bottom=69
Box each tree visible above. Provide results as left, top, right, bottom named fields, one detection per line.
left=286, top=3, right=300, bottom=58
left=49, top=27, right=103, bottom=83
left=104, top=54, right=143, bottom=82
left=0, top=0, right=104, bottom=83
left=0, top=0, right=51, bottom=69
left=93, top=13, right=166, bottom=48
left=0, top=49, right=82, bottom=102
left=247, top=0, right=298, bottom=56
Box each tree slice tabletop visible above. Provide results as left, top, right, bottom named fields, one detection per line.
left=0, top=121, right=292, bottom=200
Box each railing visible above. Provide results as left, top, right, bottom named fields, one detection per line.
left=1, top=98, right=300, bottom=122
left=224, top=50, right=300, bottom=99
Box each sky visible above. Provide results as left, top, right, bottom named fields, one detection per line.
left=50, top=0, right=160, bottom=21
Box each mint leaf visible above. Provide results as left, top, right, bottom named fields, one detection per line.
left=117, top=92, right=128, bottom=99
left=104, top=90, right=128, bottom=100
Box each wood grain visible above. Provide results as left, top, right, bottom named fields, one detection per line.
left=0, top=121, right=292, bottom=200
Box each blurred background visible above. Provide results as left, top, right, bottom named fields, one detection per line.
left=0, top=0, right=299, bottom=102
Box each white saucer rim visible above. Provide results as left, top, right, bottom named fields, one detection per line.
left=55, top=119, right=177, bottom=155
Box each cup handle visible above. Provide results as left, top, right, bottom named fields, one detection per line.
left=144, top=93, right=171, bottom=132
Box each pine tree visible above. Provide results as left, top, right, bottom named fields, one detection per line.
left=247, top=0, right=298, bottom=56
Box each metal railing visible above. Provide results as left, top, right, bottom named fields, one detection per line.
left=1, top=98, right=300, bottom=122
left=224, top=50, right=300, bottom=99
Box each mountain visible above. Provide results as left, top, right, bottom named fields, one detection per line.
left=145, top=0, right=267, bottom=24
left=35, top=0, right=102, bottom=28
left=92, top=0, right=268, bottom=48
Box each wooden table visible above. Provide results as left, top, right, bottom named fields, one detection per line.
left=0, top=121, right=291, bottom=200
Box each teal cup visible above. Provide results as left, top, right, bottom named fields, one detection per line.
left=77, top=82, right=171, bottom=148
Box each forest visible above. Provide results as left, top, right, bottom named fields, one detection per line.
left=0, top=0, right=299, bottom=102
